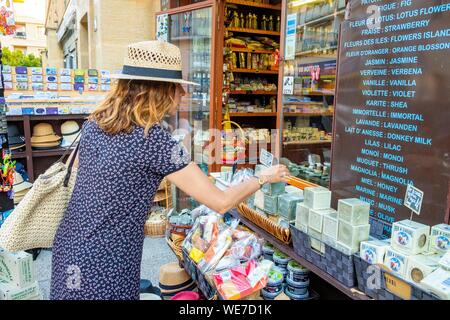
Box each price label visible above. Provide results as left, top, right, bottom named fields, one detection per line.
left=283, top=76, right=294, bottom=95
left=260, top=149, right=274, bottom=167
left=384, top=272, right=412, bottom=300
left=404, top=184, right=424, bottom=215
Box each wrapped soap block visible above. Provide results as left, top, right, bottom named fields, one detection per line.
left=285, top=185, right=303, bottom=196
left=421, top=268, right=450, bottom=300
left=295, top=203, right=309, bottom=233
left=263, top=194, right=279, bottom=214
left=337, top=198, right=370, bottom=226
left=406, top=254, right=440, bottom=285
left=310, top=238, right=325, bottom=254
left=359, top=240, right=390, bottom=264
left=304, top=187, right=331, bottom=210
left=430, top=224, right=450, bottom=254
left=337, top=220, right=370, bottom=253
left=308, top=227, right=322, bottom=241
left=278, top=193, right=303, bottom=221
left=308, top=208, right=337, bottom=233
left=262, top=182, right=286, bottom=196
left=384, top=248, right=409, bottom=278
left=439, top=251, right=450, bottom=270
left=391, top=220, right=430, bottom=255
left=323, top=212, right=339, bottom=241
left=254, top=190, right=265, bottom=210
left=246, top=194, right=255, bottom=209
left=336, top=242, right=358, bottom=255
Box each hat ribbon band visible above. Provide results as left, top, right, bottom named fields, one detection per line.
left=63, top=129, right=81, bottom=136
left=122, top=65, right=182, bottom=80
left=159, top=278, right=194, bottom=291
left=32, top=132, right=57, bottom=138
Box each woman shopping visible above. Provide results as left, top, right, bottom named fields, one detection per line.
left=50, top=41, right=289, bottom=300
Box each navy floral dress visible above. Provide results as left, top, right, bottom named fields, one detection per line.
left=50, top=121, right=189, bottom=300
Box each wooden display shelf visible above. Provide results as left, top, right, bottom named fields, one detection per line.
left=229, top=209, right=370, bottom=300
left=228, top=112, right=277, bottom=117
left=296, top=45, right=338, bottom=57
left=283, top=112, right=334, bottom=117
left=32, top=148, right=74, bottom=158
left=11, top=151, right=27, bottom=159
left=227, top=90, right=277, bottom=95
left=283, top=140, right=332, bottom=146
left=226, top=27, right=280, bottom=36
left=298, top=9, right=345, bottom=29
left=227, top=47, right=276, bottom=54
left=229, top=68, right=279, bottom=74
left=226, top=0, right=281, bottom=10
left=7, top=114, right=89, bottom=121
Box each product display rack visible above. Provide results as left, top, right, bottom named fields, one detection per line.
left=7, top=113, right=88, bottom=182
left=229, top=208, right=370, bottom=300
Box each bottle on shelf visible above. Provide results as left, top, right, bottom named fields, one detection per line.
left=268, top=15, right=274, bottom=31
left=261, top=15, right=267, bottom=31
left=246, top=12, right=251, bottom=29
left=276, top=16, right=280, bottom=32
left=240, top=13, right=245, bottom=29
left=233, top=11, right=239, bottom=28
left=252, top=14, right=258, bottom=30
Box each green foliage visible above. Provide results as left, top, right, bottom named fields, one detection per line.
left=1, top=47, right=42, bottom=67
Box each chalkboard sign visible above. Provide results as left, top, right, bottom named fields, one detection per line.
left=331, top=0, right=450, bottom=238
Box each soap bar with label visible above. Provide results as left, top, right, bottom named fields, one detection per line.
left=439, top=251, right=450, bottom=271
left=421, top=268, right=450, bottom=300
left=391, top=220, right=430, bottom=255
left=304, top=187, right=331, bottom=209
left=278, top=193, right=303, bottom=221
left=263, top=194, right=279, bottom=214
left=406, top=254, right=440, bottom=285
left=430, top=224, right=450, bottom=254
left=323, top=212, right=339, bottom=241
left=338, top=221, right=370, bottom=252
left=254, top=190, right=265, bottom=210
left=384, top=248, right=410, bottom=278
left=0, top=281, right=40, bottom=300
left=262, top=182, right=286, bottom=196
left=360, top=240, right=390, bottom=264
left=308, top=208, right=337, bottom=233
left=337, top=198, right=370, bottom=226
left=0, top=249, right=35, bottom=288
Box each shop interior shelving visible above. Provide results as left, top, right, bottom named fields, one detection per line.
left=7, top=113, right=88, bottom=182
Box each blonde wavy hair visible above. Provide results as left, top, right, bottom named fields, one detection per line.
left=90, top=79, right=177, bottom=135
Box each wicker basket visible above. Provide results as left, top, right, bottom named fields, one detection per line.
left=144, top=219, right=167, bottom=238
left=166, top=233, right=185, bottom=262
left=237, top=203, right=291, bottom=244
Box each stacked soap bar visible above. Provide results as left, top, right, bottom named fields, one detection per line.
left=391, top=219, right=430, bottom=255
left=336, top=198, right=371, bottom=255
left=308, top=208, right=337, bottom=241
left=295, top=203, right=309, bottom=233
left=359, top=239, right=390, bottom=264
left=263, top=194, right=279, bottom=215
left=430, top=224, right=450, bottom=254
left=278, top=193, right=303, bottom=221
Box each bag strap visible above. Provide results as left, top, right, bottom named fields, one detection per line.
left=63, top=142, right=80, bottom=187
left=56, top=128, right=83, bottom=164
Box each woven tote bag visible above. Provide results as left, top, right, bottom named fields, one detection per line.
left=0, top=143, right=80, bottom=252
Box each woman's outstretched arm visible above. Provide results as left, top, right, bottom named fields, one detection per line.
left=167, top=163, right=289, bottom=214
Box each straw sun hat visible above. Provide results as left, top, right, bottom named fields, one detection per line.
left=60, top=121, right=81, bottom=148
left=109, top=40, right=199, bottom=86
left=31, top=123, right=61, bottom=148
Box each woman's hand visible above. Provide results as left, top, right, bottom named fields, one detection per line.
left=257, top=165, right=290, bottom=184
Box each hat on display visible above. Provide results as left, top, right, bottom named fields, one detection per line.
left=60, top=121, right=81, bottom=148
left=140, top=293, right=162, bottom=300
left=109, top=40, right=199, bottom=86
left=159, top=262, right=196, bottom=298
left=7, top=125, right=25, bottom=150
left=31, top=123, right=62, bottom=147
left=13, top=171, right=33, bottom=193
left=171, top=291, right=201, bottom=300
